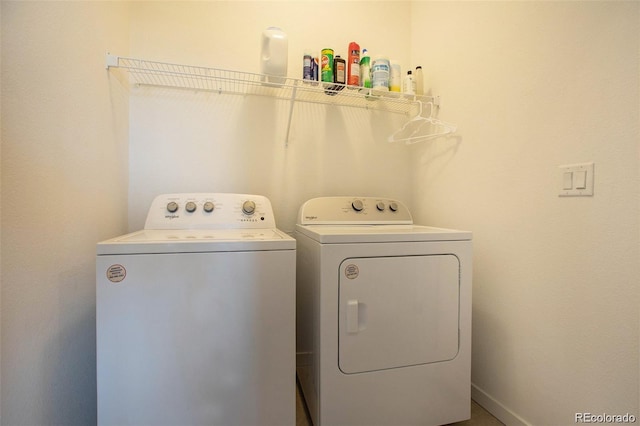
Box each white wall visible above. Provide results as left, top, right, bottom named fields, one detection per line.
left=126, top=1, right=414, bottom=232
left=0, top=3, right=3, bottom=422
left=410, top=2, right=640, bottom=424
left=1, top=2, right=129, bottom=424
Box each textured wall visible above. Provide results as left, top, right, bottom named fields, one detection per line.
left=410, top=2, right=640, bottom=424
left=1, top=3, right=129, bottom=424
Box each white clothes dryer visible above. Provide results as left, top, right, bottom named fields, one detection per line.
left=96, top=193, right=295, bottom=426
left=295, top=196, right=472, bottom=426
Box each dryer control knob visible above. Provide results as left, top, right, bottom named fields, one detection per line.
left=242, top=200, right=256, bottom=215
left=185, top=202, right=197, bottom=213
left=376, top=202, right=386, bottom=211
left=389, top=202, right=398, bottom=212
left=203, top=202, right=215, bottom=213
left=166, top=201, right=179, bottom=213
left=352, top=200, right=364, bottom=212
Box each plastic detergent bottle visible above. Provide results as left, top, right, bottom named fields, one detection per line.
left=260, top=27, right=288, bottom=84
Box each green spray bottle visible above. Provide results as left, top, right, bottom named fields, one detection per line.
left=359, top=48, right=371, bottom=88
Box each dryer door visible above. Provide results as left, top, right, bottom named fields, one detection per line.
left=338, top=255, right=459, bottom=374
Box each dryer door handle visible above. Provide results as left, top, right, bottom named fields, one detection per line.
left=347, top=300, right=359, bottom=333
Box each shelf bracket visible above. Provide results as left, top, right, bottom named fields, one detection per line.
left=284, top=81, right=299, bottom=148
left=105, top=53, right=119, bottom=70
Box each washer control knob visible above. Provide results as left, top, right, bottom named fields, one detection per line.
left=166, top=201, right=179, bottom=213
left=242, top=200, right=256, bottom=215
left=352, top=200, right=364, bottom=212
left=376, top=202, right=386, bottom=211
left=185, top=201, right=197, bottom=213
left=203, top=202, right=215, bottom=213
left=389, top=202, right=398, bottom=212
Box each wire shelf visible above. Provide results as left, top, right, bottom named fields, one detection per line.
left=106, top=54, right=433, bottom=115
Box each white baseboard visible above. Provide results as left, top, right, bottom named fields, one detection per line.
left=471, top=383, right=531, bottom=426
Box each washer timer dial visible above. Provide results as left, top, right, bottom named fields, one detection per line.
left=351, top=200, right=364, bottom=212
left=242, top=200, right=256, bottom=215
left=166, top=202, right=179, bottom=213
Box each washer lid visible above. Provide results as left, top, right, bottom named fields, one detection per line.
left=97, top=228, right=295, bottom=255
left=295, top=224, right=471, bottom=243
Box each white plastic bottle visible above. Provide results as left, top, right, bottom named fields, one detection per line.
left=260, top=27, right=288, bottom=84
left=371, top=56, right=390, bottom=92
left=414, top=65, right=424, bottom=95
left=389, top=60, right=401, bottom=92
left=403, top=70, right=415, bottom=95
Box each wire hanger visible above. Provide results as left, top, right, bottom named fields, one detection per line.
left=388, top=100, right=457, bottom=144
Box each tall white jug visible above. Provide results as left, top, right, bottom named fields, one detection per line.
left=260, top=27, right=288, bottom=84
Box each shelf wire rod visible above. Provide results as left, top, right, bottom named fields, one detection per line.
left=284, top=80, right=299, bottom=148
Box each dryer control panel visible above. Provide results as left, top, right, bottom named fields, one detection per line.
left=297, top=197, right=413, bottom=225
left=144, top=193, right=277, bottom=230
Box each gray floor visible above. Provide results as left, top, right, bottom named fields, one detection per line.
left=446, top=401, right=505, bottom=426
left=295, top=380, right=504, bottom=426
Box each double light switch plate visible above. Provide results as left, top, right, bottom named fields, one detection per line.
left=559, top=162, right=594, bottom=197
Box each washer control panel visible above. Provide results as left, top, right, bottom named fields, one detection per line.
left=298, top=196, right=413, bottom=225
left=144, top=193, right=277, bottom=230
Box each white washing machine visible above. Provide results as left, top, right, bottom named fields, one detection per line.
left=295, top=196, right=472, bottom=426
left=96, top=193, right=296, bottom=426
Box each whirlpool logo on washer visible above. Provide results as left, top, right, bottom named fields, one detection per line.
left=345, top=264, right=359, bottom=279
left=106, top=264, right=126, bottom=283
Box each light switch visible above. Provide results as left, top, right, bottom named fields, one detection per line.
left=559, top=162, right=594, bottom=197
left=563, top=172, right=573, bottom=190
left=574, top=170, right=587, bottom=189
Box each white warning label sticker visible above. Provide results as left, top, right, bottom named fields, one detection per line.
left=106, top=264, right=126, bottom=283
left=345, top=264, right=359, bottom=280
